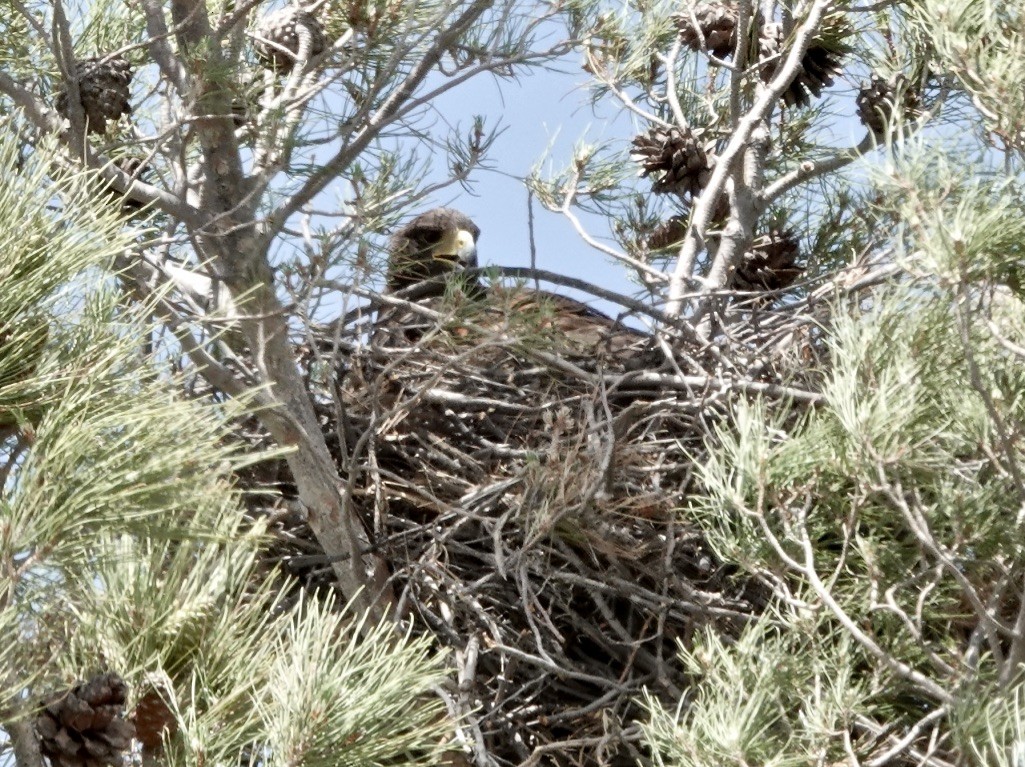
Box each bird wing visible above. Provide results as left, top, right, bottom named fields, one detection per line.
left=487, top=285, right=654, bottom=367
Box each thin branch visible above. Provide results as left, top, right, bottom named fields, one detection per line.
left=588, top=62, right=672, bottom=128
left=750, top=493, right=953, bottom=703
left=265, top=0, right=495, bottom=237
left=140, top=0, right=189, bottom=94
left=9, top=719, right=44, bottom=767
left=557, top=164, right=672, bottom=284
left=874, top=466, right=1010, bottom=663
left=953, top=281, right=1025, bottom=519
left=862, top=707, right=950, bottom=767
left=0, top=71, right=54, bottom=127
left=731, top=0, right=752, bottom=126
left=661, top=37, right=690, bottom=131
left=760, top=134, right=875, bottom=204
left=0, top=68, right=201, bottom=224
left=666, top=0, right=833, bottom=318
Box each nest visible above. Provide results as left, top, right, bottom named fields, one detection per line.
left=239, top=292, right=771, bottom=766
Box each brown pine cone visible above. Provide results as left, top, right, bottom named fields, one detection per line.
left=55, top=55, right=133, bottom=135
left=675, top=2, right=738, bottom=59
left=856, top=74, right=921, bottom=135
left=36, top=673, right=136, bottom=767
left=132, top=689, right=177, bottom=751
left=630, top=126, right=716, bottom=199
left=645, top=216, right=688, bottom=251
left=735, top=229, right=802, bottom=291
left=758, top=16, right=849, bottom=108
left=254, top=7, right=327, bottom=71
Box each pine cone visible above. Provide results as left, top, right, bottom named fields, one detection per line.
left=224, top=80, right=266, bottom=131
left=631, top=126, right=716, bottom=199
left=675, top=2, right=738, bottom=59
left=132, top=689, right=176, bottom=751
left=231, top=99, right=251, bottom=128
left=856, top=74, right=920, bottom=135
left=254, top=8, right=327, bottom=71
left=758, top=17, right=848, bottom=108
left=735, top=229, right=802, bottom=291
left=36, top=673, right=136, bottom=767
left=645, top=216, right=688, bottom=251
left=55, top=55, right=133, bottom=135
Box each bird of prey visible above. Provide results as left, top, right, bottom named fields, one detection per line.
left=376, top=207, right=650, bottom=364
left=385, top=207, right=481, bottom=295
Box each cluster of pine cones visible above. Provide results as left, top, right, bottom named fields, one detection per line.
left=672, top=2, right=920, bottom=129
left=631, top=4, right=924, bottom=291
left=629, top=124, right=804, bottom=292
left=674, top=2, right=850, bottom=108
left=630, top=3, right=853, bottom=226
left=629, top=125, right=805, bottom=290
left=55, top=6, right=328, bottom=136
left=34, top=672, right=178, bottom=767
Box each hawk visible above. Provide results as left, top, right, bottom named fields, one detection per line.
left=386, top=207, right=481, bottom=295
left=378, top=207, right=650, bottom=365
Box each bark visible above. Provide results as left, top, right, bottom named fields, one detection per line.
left=9, top=718, right=45, bottom=767
left=166, top=0, right=394, bottom=623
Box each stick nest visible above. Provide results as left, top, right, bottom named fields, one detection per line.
left=240, top=294, right=779, bottom=766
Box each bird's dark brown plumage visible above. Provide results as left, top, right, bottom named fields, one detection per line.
left=386, top=207, right=481, bottom=294
left=377, top=207, right=652, bottom=367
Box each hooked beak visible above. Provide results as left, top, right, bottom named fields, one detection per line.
left=432, top=228, right=478, bottom=268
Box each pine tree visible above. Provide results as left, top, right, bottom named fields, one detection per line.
left=550, top=0, right=1025, bottom=763
left=0, top=125, right=451, bottom=767
left=1, top=0, right=1024, bottom=765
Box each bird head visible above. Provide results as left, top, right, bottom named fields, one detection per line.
left=386, top=208, right=481, bottom=293
left=430, top=225, right=478, bottom=269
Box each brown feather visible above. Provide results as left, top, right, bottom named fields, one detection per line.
left=386, top=207, right=480, bottom=293
left=376, top=208, right=654, bottom=369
